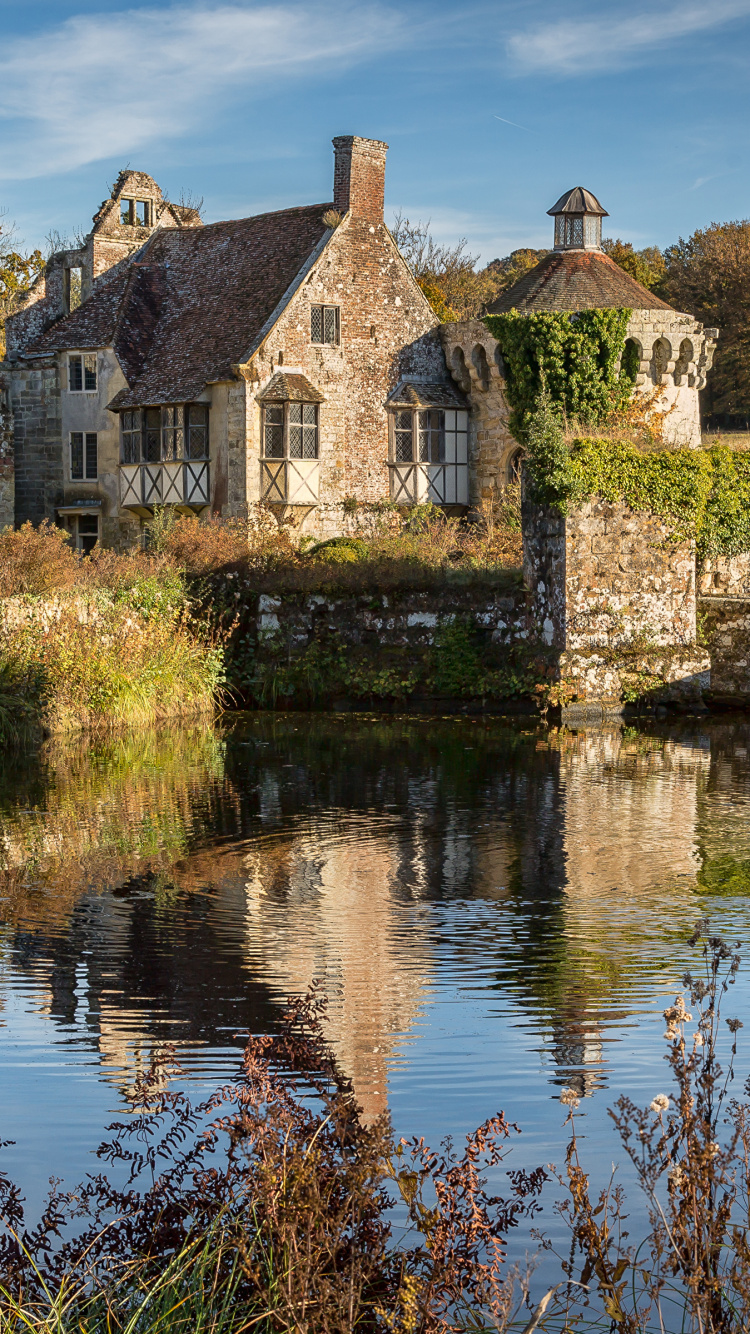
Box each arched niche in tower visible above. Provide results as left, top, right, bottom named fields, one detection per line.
left=621, top=338, right=642, bottom=385
left=450, top=346, right=471, bottom=394
left=673, top=338, right=694, bottom=385
left=650, top=336, right=672, bottom=385
left=471, top=343, right=490, bottom=391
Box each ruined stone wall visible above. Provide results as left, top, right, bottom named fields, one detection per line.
left=699, top=598, right=750, bottom=699
left=523, top=496, right=698, bottom=650
left=698, top=553, right=750, bottom=598
left=0, top=367, right=13, bottom=529
left=253, top=586, right=529, bottom=653
left=242, top=213, right=445, bottom=535
left=10, top=359, right=63, bottom=527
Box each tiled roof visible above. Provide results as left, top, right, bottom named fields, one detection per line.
left=25, top=203, right=333, bottom=406
left=385, top=380, right=467, bottom=409
left=257, top=372, right=325, bottom=402
left=25, top=262, right=135, bottom=353
left=488, top=249, right=674, bottom=314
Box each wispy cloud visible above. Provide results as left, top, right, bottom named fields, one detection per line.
left=0, top=2, right=405, bottom=179
left=508, top=1, right=750, bottom=75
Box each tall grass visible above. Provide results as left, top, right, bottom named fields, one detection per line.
left=0, top=596, right=224, bottom=742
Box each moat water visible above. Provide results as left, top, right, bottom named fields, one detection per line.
left=2, top=711, right=750, bottom=1262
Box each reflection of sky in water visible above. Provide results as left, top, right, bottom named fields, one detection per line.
left=2, top=714, right=750, bottom=1255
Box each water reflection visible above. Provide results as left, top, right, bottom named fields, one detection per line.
left=2, top=714, right=750, bottom=1149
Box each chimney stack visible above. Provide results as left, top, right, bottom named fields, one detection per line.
left=332, top=135, right=388, bottom=224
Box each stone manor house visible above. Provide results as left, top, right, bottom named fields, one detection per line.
left=0, top=137, right=718, bottom=550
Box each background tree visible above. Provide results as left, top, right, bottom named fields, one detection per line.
left=391, top=214, right=501, bottom=320
left=661, top=219, right=750, bottom=424
left=484, top=248, right=549, bottom=294
left=602, top=237, right=665, bottom=290
left=0, top=218, right=44, bottom=358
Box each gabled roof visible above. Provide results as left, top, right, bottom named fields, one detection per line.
left=24, top=202, right=333, bottom=406
left=257, top=372, right=325, bottom=403
left=385, top=380, right=467, bottom=409
left=487, top=249, right=673, bottom=314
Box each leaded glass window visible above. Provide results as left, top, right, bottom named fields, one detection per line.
left=121, top=410, right=140, bottom=464
left=263, top=405, right=284, bottom=458
left=161, top=405, right=184, bottom=461
left=70, top=432, right=98, bottom=480
left=564, top=216, right=584, bottom=247
left=394, top=409, right=414, bottom=462
left=310, top=305, right=340, bottom=345
left=68, top=353, right=97, bottom=392
left=144, top=408, right=161, bottom=462
left=187, top=404, right=209, bottom=459
left=289, top=403, right=318, bottom=459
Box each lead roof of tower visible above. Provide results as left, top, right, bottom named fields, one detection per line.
left=547, top=187, right=608, bottom=217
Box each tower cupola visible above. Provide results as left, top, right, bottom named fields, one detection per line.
left=548, top=187, right=608, bottom=252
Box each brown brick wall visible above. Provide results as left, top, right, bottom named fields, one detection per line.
left=333, top=136, right=387, bottom=224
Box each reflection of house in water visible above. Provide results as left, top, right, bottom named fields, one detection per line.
left=244, top=814, right=435, bottom=1120
left=533, top=729, right=711, bottom=1096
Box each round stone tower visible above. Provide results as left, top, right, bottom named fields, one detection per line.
left=440, top=188, right=718, bottom=508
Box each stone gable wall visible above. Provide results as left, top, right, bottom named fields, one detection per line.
left=239, top=214, right=447, bottom=535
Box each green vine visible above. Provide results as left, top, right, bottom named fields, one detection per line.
left=526, top=432, right=750, bottom=561
left=484, top=308, right=636, bottom=440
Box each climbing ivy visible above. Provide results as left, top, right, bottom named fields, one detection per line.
left=484, top=308, right=635, bottom=440
left=526, top=431, right=750, bottom=561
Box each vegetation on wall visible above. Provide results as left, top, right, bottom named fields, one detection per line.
left=524, top=399, right=750, bottom=560
left=484, top=307, right=635, bottom=440
left=0, top=221, right=44, bottom=357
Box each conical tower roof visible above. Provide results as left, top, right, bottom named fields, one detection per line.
left=547, top=187, right=608, bottom=217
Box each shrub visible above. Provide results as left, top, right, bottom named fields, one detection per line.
left=0, top=988, right=546, bottom=1334
left=0, top=521, right=80, bottom=596
left=0, top=600, right=224, bottom=737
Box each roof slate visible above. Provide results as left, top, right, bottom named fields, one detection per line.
left=385, top=380, right=467, bottom=409
left=26, top=203, right=333, bottom=406
left=487, top=249, right=674, bottom=314
left=257, top=371, right=325, bottom=403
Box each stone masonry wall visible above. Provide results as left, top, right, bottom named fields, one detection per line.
left=699, top=598, right=750, bottom=698
left=439, top=320, right=518, bottom=511
left=253, top=586, right=529, bottom=653
left=0, top=368, right=13, bottom=529
left=238, top=211, right=446, bottom=535
left=10, top=359, right=63, bottom=526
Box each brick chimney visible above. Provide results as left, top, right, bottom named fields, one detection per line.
left=332, top=135, right=388, bottom=223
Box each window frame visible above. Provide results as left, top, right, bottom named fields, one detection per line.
left=70, top=431, right=98, bottom=481
left=120, top=198, right=153, bottom=226
left=261, top=401, right=319, bottom=460
left=119, top=404, right=210, bottom=464
left=389, top=407, right=469, bottom=467
left=68, top=353, right=98, bottom=393
left=310, top=305, right=341, bottom=346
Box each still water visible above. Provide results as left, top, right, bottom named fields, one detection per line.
left=2, top=712, right=750, bottom=1251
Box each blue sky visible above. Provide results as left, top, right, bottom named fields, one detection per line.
left=2, top=0, right=750, bottom=263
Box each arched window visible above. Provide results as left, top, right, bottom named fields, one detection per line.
left=508, top=448, right=524, bottom=484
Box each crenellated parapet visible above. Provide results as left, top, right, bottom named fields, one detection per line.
left=622, top=311, right=718, bottom=447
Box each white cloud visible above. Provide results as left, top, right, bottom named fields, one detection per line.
left=0, top=2, right=405, bottom=179
left=508, top=1, right=750, bottom=75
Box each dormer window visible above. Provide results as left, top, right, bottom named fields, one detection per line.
left=549, top=187, right=607, bottom=251
left=120, top=199, right=152, bottom=226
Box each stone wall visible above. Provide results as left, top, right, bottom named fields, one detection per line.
left=439, top=320, right=518, bottom=509
left=238, top=210, right=447, bottom=534
left=699, top=598, right=750, bottom=699
left=0, top=369, right=13, bottom=529
left=522, top=493, right=710, bottom=708
left=254, top=586, right=529, bottom=652
left=9, top=359, right=63, bottom=527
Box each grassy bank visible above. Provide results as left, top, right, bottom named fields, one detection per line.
left=0, top=500, right=524, bottom=739
left=1, top=927, right=749, bottom=1333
